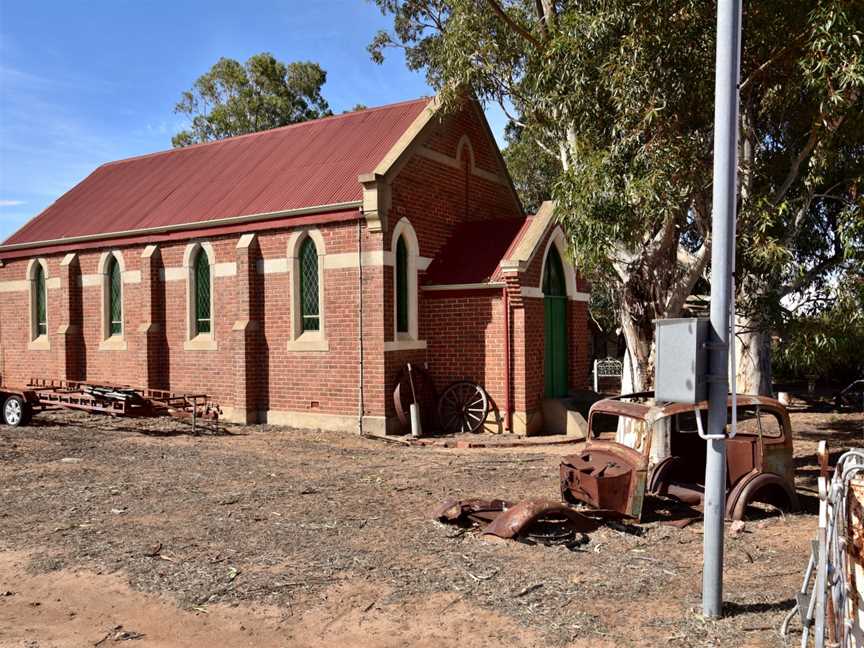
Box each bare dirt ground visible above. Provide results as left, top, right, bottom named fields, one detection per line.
left=0, top=405, right=861, bottom=648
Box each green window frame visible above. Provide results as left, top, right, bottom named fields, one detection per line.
left=543, top=246, right=569, bottom=397
left=34, top=263, right=47, bottom=338
left=194, top=249, right=212, bottom=335
left=300, top=237, right=320, bottom=332
left=107, top=256, right=123, bottom=336
left=396, top=235, right=408, bottom=333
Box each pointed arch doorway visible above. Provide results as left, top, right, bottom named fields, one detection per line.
left=543, top=246, right=569, bottom=398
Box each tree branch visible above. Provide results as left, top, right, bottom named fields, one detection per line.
left=645, top=211, right=676, bottom=260
left=534, top=0, right=549, bottom=39
left=535, top=0, right=557, bottom=35
left=780, top=250, right=845, bottom=298
left=738, top=30, right=809, bottom=93
left=483, top=0, right=543, bottom=50
left=771, top=125, right=821, bottom=207
left=782, top=180, right=850, bottom=248
left=665, top=236, right=711, bottom=316
left=772, top=111, right=850, bottom=209
left=782, top=185, right=817, bottom=247
left=528, top=133, right=560, bottom=160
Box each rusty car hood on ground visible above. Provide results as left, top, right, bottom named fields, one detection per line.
left=432, top=498, right=599, bottom=545
left=560, top=441, right=649, bottom=519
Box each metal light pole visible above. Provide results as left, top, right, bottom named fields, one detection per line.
left=703, top=0, right=742, bottom=619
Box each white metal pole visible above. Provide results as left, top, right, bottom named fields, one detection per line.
left=703, top=0, right=742, bottom=619
left=815, top=473, right=828, bottom=647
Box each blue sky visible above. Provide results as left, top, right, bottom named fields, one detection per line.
left=0, top=0, right=507, bottom=243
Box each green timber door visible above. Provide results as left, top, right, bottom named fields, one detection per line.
left=543, top=247, right=568, bottom=397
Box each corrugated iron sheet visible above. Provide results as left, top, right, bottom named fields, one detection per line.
left=423, top=218, right=528, bottom=286
left=3, top=98, right=430, bottom=247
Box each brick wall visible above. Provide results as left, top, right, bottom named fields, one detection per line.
left=380, top=101, right=523, bottom=427
left=0, top=220, right=387, bottom=428
left=422, top=100, right=502, bottom=176
left=420, top=289, right=507, bottom=423
left=388, top=107, right=522, bottom=264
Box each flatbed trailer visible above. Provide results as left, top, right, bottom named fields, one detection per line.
left=0, top=378, right=220, bottom=433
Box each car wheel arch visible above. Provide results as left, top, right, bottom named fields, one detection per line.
left=727, top=472, right=799, bottom=520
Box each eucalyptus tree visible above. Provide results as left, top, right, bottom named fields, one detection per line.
left=501, top=121, right=562, bottom=214
left=172, top=53, right=331, bottom=147
left=370, top=0, right=864, bottom=392
left=774, top=280, right=864, bottom=382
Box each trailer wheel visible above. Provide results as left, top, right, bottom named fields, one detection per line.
left=2, top=395, right=31, bottom=427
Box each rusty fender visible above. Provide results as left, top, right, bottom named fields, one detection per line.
left=432, top=498, right=511, bottom=526
left=480, top=499, right=600, bottom=540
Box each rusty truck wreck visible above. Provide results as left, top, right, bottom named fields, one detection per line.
left=560, top=393, right=799, bottom=521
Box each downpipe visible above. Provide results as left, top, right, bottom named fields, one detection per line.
left=503, top=286, right=513, bottom=432
left=357, top=213, right=366, bottom=436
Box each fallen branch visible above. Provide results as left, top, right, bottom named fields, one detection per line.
left=467, top=568, right=498, bottom=582
left=516, top=583, right=544, bottom=597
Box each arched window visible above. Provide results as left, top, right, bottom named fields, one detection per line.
left=183, top=242, right=217, bottom=350
left=33, top=263, right=47, bottom=338
left=300, top=237, right=320, bottom=332
left=193, top=248, right=211, bottom=335
left=542, top=246, right=566, bottom=296
left=395, top=235, right=409, bottom=333
left=286, top=229, right=327, bottom=351
left=107, top=255, right=123, bottom=335
left=387, top=218, right=421, bottom=349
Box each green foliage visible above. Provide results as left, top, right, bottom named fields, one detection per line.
left=773, top=275, right=864, bottom=380
left=172, top=53, right=331, bottom=147
left=588, top=282, right=620, bottom=338
left=501, top=121, right=562, bottom=213
left=370, top=0, right=864, bottom=385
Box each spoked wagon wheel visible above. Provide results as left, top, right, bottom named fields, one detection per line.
left=2, top=395, right=31, bottom=427
left=437, top=381, right=489, bottom=434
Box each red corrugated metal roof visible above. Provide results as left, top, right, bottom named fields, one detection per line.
left=423, top=218, right=528, bottom=286
left=490, top=216, right=534, bottom=281
left=2, top=98, right=430, bottom=248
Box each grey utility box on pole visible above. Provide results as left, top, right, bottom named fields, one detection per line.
left=654, top=318, right=709, bottom=404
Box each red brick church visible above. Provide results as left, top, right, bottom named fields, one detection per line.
left=0, top=95, right=589, bottom=435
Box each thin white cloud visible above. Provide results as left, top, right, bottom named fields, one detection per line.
left=0, top=200, right=25, bottom=207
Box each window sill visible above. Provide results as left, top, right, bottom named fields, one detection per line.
left=184, top=335, right=218, bottom=351
left=384, top=338, right=427, bottom=352
left=286, top=334, right=329, bottom=352
left=99, top=336, right=127, bottom=351
left=28, top=335, right=51, bottom=351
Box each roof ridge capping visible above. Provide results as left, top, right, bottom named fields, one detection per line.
left=355, top=94, right=445, bottom=233
left=101, top=96, right=434, bottom=169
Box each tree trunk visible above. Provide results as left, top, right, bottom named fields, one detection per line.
left=619, top=303, right=654, bottom=394
left=618, top=317, right=672, bottom=465
left=734, top=315, right=773, bottom=395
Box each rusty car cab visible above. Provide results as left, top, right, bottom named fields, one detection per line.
left=560, top=393, right=799, bottom=521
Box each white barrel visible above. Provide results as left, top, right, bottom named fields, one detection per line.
left=409, top=403, right=422, bottom=438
